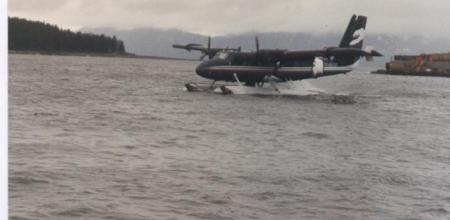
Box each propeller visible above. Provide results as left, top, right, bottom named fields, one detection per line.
left=207, top=36, right=217, bottom=59
left=200, top=36, right=213, bottom=60
left=208, top=36, right=211, bottom=51
left=255, top=36, right=260, bottom=52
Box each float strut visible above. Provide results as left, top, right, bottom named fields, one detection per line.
left=209, top=80, right=216, bottom=89
left=268, top=77, right=280, bottom=93
left=233, top=73, right=242, bottom=87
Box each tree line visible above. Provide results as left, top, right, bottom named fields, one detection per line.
left=8, top=17, right=126, bottom=54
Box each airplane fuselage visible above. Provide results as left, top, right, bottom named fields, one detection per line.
left=174, top=15, right=382, bottom=87
left=195, top=52, right=355, bottom=85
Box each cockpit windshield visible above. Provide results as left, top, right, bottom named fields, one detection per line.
left=214, top=52, right=229, bottom=60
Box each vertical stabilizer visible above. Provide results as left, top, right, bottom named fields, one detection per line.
left=339, top=15, right=367, bottom=49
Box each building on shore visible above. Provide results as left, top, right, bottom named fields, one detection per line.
left=373, top=53, right=450, bottom=77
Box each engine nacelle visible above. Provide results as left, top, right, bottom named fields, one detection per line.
left=313, top=57, right=324, bottom=77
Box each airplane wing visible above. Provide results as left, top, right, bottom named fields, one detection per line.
left=172, top=44, right=209, bottom=53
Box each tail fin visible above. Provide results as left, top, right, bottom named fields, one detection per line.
left=339, top=15, right=367, bottom=49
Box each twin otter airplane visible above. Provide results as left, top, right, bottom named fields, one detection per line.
left=173, top=15, right=382, bottom=94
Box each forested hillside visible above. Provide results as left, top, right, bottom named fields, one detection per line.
left=9, top=17, right=126, bottom=54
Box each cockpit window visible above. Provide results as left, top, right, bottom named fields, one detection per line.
left=215, top=52, right=228, bottom=60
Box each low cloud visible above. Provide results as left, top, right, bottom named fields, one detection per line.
left=8, top=0, right=450, bottom=37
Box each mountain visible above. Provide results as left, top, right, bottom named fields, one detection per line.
left=82, top=27, right=450, bottom=63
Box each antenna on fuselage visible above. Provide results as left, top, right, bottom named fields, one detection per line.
left=255, top=36, right=260, bottom=52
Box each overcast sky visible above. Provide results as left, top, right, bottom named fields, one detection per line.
left=8, top=0, right=450, bottom=37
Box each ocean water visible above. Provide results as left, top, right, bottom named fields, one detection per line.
left=9, top=54, right=450, bottom=220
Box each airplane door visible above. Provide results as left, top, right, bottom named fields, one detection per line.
left=313, top=57, right=324, bottom=77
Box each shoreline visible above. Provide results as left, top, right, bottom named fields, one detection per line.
left=8, top=50, right=195, bottom=61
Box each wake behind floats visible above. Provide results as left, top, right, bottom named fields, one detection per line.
left=173, top=15, right=382, bottom=95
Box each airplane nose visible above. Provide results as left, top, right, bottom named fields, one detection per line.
left=195, top=59, right=227, bottom=79
left=195, top=61, right=209, bottom=78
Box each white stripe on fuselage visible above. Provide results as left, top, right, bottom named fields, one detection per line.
left=208, top=66, right=354, bottom=73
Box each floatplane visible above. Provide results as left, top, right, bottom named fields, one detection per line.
left=173, top=15, right=382, bottom=95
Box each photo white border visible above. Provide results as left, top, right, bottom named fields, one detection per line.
left=1, top=0, right=8, bottom=219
